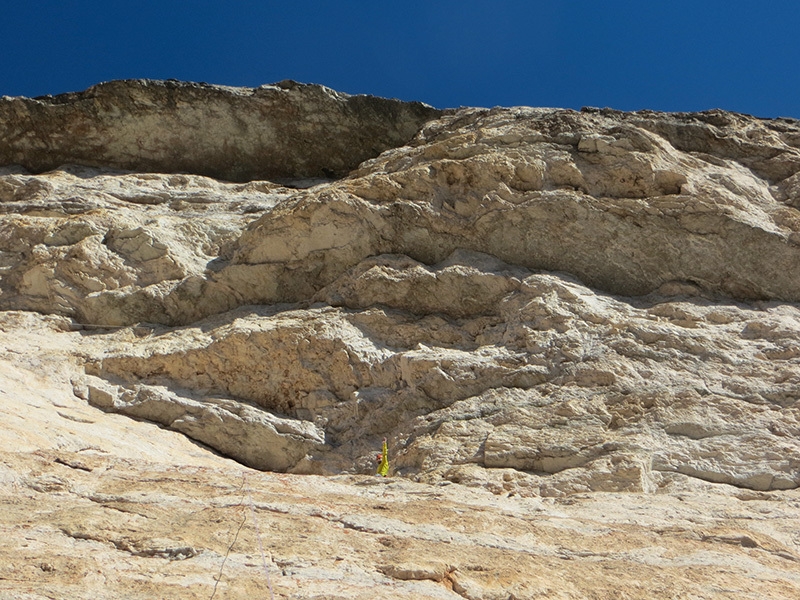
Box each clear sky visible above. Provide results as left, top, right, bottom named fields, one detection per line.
left=2, top=1, right=798, bottom=118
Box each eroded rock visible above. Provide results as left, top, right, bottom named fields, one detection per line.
left=2, top=82, right=800, bottom=598
left=0, top=79, right=441, bottom=181
left=78, top=253, right=800, bottom=494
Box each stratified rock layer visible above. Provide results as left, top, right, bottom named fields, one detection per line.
left=84, top=253, right=800, bottom=495
left=0, top=79, right=441, bottom=181
left=2, top=82, right=800, bottom=598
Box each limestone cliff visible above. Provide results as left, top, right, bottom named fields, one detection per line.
left=1, top=81, right=800, bottom=599
left=0, top=79, right=440, bottom=182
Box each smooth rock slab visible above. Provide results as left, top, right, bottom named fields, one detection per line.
left=85, top=378, right=326, bottom=472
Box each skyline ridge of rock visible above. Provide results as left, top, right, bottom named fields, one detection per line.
left=0, top=78, right=441, bottom=182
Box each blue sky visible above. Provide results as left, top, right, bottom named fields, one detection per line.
left=2, top=1, right=799, bottom=118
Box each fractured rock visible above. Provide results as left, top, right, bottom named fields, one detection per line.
left=85, top=253, right=800, bottom=494
left=2, top=81, right=800, bottom=598
left=0, top=79, right=441, bottom=182
left=4, top=103, right=800, bottom=326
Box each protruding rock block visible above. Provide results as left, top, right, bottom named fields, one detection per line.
left=0, top=79, right=441, bottom=182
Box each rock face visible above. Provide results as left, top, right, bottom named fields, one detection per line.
left=2, top=81, right=800, bottom=598
left=0, top=79, right=441, bottom=182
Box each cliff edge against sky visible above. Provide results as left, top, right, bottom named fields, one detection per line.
left=1, top=80, right=800, bottom=599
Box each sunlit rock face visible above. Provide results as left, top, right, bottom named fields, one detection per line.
left=2, top=81, right=800, bottom=599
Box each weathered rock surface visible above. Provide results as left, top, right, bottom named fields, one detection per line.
left=0, top=79, right=440, bottom=181
left=82, top=254, right=800, bottom=496
left=2, top=81, right=800, bottom=598
left=0, top=165, right=295, bottom=321
left=6, top=104, right=800, bottom=327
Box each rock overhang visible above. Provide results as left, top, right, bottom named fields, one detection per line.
left=0, top=78, right=443, bottom=182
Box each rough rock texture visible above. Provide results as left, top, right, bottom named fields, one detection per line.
left=2, top=81, right=800, bottom=598
left=0, top=165, right=295, bottom=321
left=0, top=79, right=440, bottom=181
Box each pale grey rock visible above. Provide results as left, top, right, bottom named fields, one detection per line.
left=88, top=255, right=800, bottom=493
left=85, top=377, right=326, bottom=472
left=0, top=167, right=294, bottom=321
left=5, top=104, right=800, bottom=325
left=228, top=106, right=800, bottom=308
